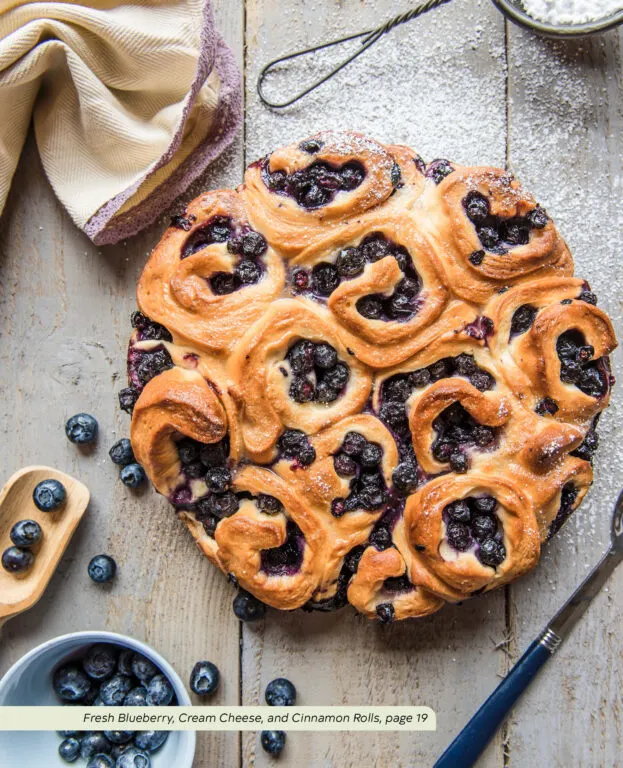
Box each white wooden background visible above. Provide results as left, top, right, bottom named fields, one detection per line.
left=1, top=1, right=622, bottom=766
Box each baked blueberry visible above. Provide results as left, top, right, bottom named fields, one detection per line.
left=200, top=441, right=228, bottom=467
left=356, top=295, right=383, bottom=320
left=54, top=664, right=92, bottom=702
left=261, top=730, right=286, bottom=756
left=361, top=235, right=391, bottom=262
left=449, top=451, right=469, bottom=474
left=469, top=371, right=495, bottom=391
left=499, top=218, right=529, bottom=246
left=379, top=401, right=408, bottom=430
left=235, top=260, right=261, bottom=285
left=134, top=731, right=169, bottom=753
left=411, top=368, right=432, bottom=388
left=120, top=463, right=146, bottom=488
left=479, top=539, right=506, bottom=567
left=472, top=515, right=497, bottom=541
left=100, top=674, right=133, bottom=706
left=33, top=478, right=66, bottom=511
left=86, top=755, right=114, bottom=768
left=80, top=733, right=111, bottom=760
left=135, top=349, right=174, bottom=386
left=287, top=340, right=315, bottom=373
left=2, top=546, right=34, bottom=574
left=59, top=737, right=81, bottom=763
left=265, top=677, right=296, bottom=706
left=204, top=467, right=232, bottom=494
left=359, top=487, right=387, bottom=510
left=290, top=376, right=315, bottom=403
left=340, top=162, right=365, bottom=190
left=314, top=342, right=338, bottom=370
left=118, top=386, right=139, bottom=414
left=426, top=159, right=454, bottom=184
left=341, top=431, right=367, bottom=456
left=333, top=452, right=358, bottom=477
left=146, top=674, right=174, bottom=706
left=83, top=644, right=117, bottom=680
left=257, top=494, right=283, bottom=515
left=104, top=731, right=134, bottom=745
left=447, top=500, right=471, bottom=523
left=527, top=206, right=548, bottom=229
left=376, top=603, right=395, bottom=624
left=210, top=272, right=236, bottom=295
left=190, top=661, right=220, bottom=696
left=473, top=495, right=497, bottom=514
left=454, top=353, right=477, bottom=376
left=387, top=292, right=413, bottom=319
left=572, top=430, right=599, bottom=461
left=336, top=247, right=365, bottom=277
left=510, top=305, right=537, bottom=338
left=109, top=438, right=135, bottom=467
left=131, top=312, right=172, bottom=342
left=478, top=225, right=500, bottom=250
left=469, top=250, right=485, bottom=266
left=463, top=192, right=489, bottom=224
left=384, top=377, right=412, bottom=402
left=88, top=554, right=117, bottom=584
left=241, top=230, right=268, bottom=258
left=446, top=521, right=471, bottom=551
left=321, top=362, right=349, bottom=391
left=392, top=462, right=418, bottom=495
left=429, top=359, right=450, bottom=381
left=209, top=491, right=240, bottom=518
left=360, top=442, right=383, bottom=468
left=115, top=747, right=151, bottom=768
left=370, top=526, right=392, bottom=551
left=131, top=653, right=159, bottom=682
left=578, top=290, right=597, bottom=305
left=233, top=588, right=266, bottom=622
left=10, top=519, right=42, bottom=548
left=65, top=413, right=98, bottom=444
left=578, top=367, right=605, bottom=398
left=536, top=397, right=559, bottom=416
left=299, top=138, right=323, bottom=154
left=124, top=686, right=149, bottom=706
left=312, top=263, right=340, bottom=296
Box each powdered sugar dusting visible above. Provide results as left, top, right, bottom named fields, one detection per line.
left=521, top=0, right=622, bottom=26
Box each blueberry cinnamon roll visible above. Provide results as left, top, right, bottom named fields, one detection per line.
left=227, top=300, right=372, bottom=462
left=418, top=165, right=573, bottom=303
left=289, top=215, right=467, bottom=368
left=486, top=277, right=617, bottom=423
left=405, top=473, right=540, bottom=597
left=137, top=190, right=285, bottom=356
left=243, top=131, right=421, bottom=256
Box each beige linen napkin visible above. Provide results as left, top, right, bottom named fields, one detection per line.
left=0, top=0, right=242, bottom=244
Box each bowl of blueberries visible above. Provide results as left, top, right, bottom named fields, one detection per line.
left=0, top=630, right=195, bottom=768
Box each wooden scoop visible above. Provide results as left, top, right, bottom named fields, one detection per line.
left=0, top=466, right=89, bottom=629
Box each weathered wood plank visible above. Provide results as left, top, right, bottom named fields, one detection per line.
left=243, top=1, right=509, bottom=766
left=0, top=3, right=245, bottom=767
left=506, top=24, right=623, bottom=767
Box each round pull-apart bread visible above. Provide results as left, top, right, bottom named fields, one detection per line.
left=121, top=131, right=617, bottom=623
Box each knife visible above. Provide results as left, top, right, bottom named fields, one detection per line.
left=434, top=488, right=623, bottom=768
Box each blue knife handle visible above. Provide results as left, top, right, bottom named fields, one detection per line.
left=434, top=630, right=559, bottom=768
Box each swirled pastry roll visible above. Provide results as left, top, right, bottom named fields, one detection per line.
left=121, top=131, right=618, bottom=623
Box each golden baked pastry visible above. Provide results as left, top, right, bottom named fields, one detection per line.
left=120, top=131, right=617, bottom=623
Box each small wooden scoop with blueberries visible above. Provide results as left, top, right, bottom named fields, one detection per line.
left=0, top=417, right=93, bottom=629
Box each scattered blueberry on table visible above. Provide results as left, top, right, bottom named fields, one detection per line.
left=1, top=545, right=34, bottom=573
left=265, top=677, right=296, bottom=707
left=189, top=660, right=220, bottom=696
left=261, top=729, right=286, bottom=756
left=65, top=413, right=99, bottom=444
left=233, top=588, right=266, bottom=622
left=10, top=519, right=42, bottom=547
left=108, top=438, right=135, bottom=467
left=119, top=463, right=146, bottom=488
left=33, top=478, right=66, bottom=511
left=88, top=554, right=117, bottom=584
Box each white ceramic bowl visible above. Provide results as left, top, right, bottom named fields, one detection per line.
left=0, top=630, right=196, bottom=767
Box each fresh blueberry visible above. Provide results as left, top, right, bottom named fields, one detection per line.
left=265, top=677, right=296, bottom=707
left=134, top=731, right=169, bottom=753
left=59, top=737, right=81, bottom=762
left=109, top=439, right=135, bottom=467
left=190, top=661, right=220, bottom=696
left=146, top=674, right=174, bottom=706
left=53, top=665, right=92, bottom=702
left=120, top=464, right=146, bottom=488
left=115, top=747, right=151, bottom=768
left=104, top=731, right=134, bottom=745
left=80, top=733, right=111, bottom=759
left=58, top=730, right=81, bottom=738
left=233, top=589, right=266, bottom=622
left=83, top=644, right=117, bottom=680
left=33, top=479, right=66, bottom=511
left=9, top=519, right=42, bottom=548
left=88, top=554, right=116, bottom=584
left=65, top=413, right=99, bottom=444
left=131, top=653, right=159, bottom=682
left=124, top=686, right=149, bottom=706
left=261, top=730, right=286, bottom=756
left=100, top=674, right=133, bottom=706
left=86, top=756, right=114, bottom=768
left=117, top=649, right=134, bottom=676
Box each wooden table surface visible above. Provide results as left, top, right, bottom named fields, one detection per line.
left=1, top=1, right=622, bottom=766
